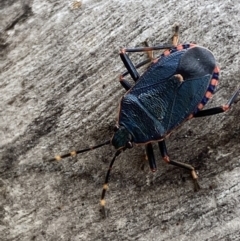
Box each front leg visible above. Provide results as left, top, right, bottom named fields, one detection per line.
left=119, top=44, right=174, bottom=90
left=119, top=58, right=151, bottom=91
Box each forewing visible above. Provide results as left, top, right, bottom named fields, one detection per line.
left=119, top=47, right=214, bottom=143
left=137, top=74, right=212, bottom=134
left=166, top=75, right=212, bottom=131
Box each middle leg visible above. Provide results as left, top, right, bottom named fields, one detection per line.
left=145, top=143, right=157, bottom=172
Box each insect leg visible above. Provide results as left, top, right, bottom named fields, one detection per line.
left=158, top=140, right=200, bottom=191
left=119, top=44, right=173, bottom=90
left=123, top=44, right=174, bottom=53
left=119, top=49, right=140, bottom=82
left=145, top=143, right=157, bottom=172
left=119, top=59, right=151, bottom=90
left=172, top=24, right=180, bottom=46
left=193, top=87, right=240, bottom=117
left=142, top=40, right=154, bottom=61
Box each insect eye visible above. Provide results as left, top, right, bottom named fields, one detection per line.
left=114, top=125, right=119, bottom=132
left=126, top=141, right=133, bottom=149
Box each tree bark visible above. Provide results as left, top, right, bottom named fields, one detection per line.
left=0, top=1, right=240, bottom=240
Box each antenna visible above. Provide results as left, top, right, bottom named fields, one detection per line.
left=48, top=140, right=111, bottom=162
left=48, top=139, right=123, bottom=218
left=100, top=149, right=122, bottom=218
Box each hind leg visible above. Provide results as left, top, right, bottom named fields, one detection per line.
left=158, top=140, right=200, bottom=191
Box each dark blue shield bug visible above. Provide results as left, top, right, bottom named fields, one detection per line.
left=49, top=26, right=240, bottom=217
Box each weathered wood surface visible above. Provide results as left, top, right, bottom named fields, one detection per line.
left=1, top=1, right=240, bottom=240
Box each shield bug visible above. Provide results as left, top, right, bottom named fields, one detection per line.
left=48, top=26, right=240, bottom=217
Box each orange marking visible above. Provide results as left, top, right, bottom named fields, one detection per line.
left=188, top=114, right=194, bottom=120
left=103, top=184, right=108, bottom=190
left=205, top=91, right=213, bottom=99
left=120, top=48, right=126, bottom=54
left=163, top=50, right=170, bottom=56
left=70, top=151, right=77, bottom=157
left=100, top=199, right=106, bottom=206
left=177, top=45, right=183, bottom=51
left=189, top=43, right=196, bottom=48
left=222, top=105, right=229, bottom=112
left=191, top=170, right=198, bottom=180
left=214, top=66, right=220, bottom=73
left=211, top=78, right=218, bottom=86
left=55, top=155, right=62, bottom=161
left=197, top=103, right=204, bottom=110
left=163, top=156, right=170, bottom=163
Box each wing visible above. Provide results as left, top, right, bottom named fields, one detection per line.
left=119, top=46, right=216, bottom=143
left=119, top=75, right=211, bottom=143
left=137, top=74, right=212, bottom=132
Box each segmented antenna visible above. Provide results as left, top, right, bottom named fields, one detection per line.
left=48, top=139, right=123, bottom=218
left=48, top=140, right=110, bottom=162
left=100, top=149, right=122, bottom=218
